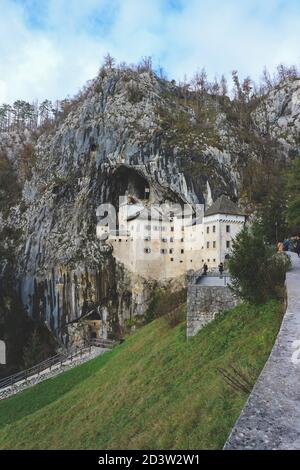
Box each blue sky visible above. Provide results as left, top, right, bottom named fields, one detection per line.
left=1, top=0, right=300, bottom=103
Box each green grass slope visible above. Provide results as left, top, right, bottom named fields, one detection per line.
left=0, top=301, right=282, bottom=450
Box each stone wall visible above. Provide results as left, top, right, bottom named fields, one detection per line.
left=224, top=253, right=300, bottom=450
left=187, top=283, right=239, bottom=337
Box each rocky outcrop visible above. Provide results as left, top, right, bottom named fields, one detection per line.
left=252, top=78, right=300, bottom=158
left=16, top=69, right=246, bottom=341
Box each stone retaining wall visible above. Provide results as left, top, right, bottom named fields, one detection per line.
left=225, top=252, right=300, bottom=450
left=187, top=283, right=239, bottom=337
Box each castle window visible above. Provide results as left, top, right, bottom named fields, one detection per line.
left=119, top=239, right=122, bottom=242
left=181, top=238, right=184, bottom=243
left=169, top=249, right=174, bottom=254
left=160, top=249, right=167, bottom=254
left=145, top=224, right=151, bottom=231
left=226, top=241, right=230, bottom=248
left=171, top=227, right=174, bottom=232
left=170, top=258, right=174, bottom=262
left=161, top=237, right=168, bottom=243
left=207, top=242, right=210, bottom=248
left=181, top=249, right=184, bottom=254
left=181, top=226, right=185, bottom=231
left=213, top=241, right=216, bottom=248
left=207, top=226, right=209, bottom=234
left=226, top=225, right=230, bottom=233
left=213, top=258, right=216, bottom=262
left=170, top=237, right=174, bottom=243
left=144, top=248, right=151, bottom=254
left=208, top=259, right=210, bottom=262
left=213, top=225, right=216, bottom=233
left=144, top=236, right=151, bottom=241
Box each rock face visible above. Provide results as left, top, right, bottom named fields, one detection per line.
left=1, top=68, right=300, bottom=346
left=252, top=78, right=300, bottom=158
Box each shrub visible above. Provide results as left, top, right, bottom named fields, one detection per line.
left=165, top=305, right=186, bottom=328
left=127, top=82, right=144, bottom=104
left=228, top=225, right=291, bottom=304
left=144, top=287, right=187, bottom=324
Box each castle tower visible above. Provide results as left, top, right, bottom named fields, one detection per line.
left=203, top=195, right=246, bottom=268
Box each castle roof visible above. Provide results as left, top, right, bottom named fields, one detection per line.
left=204, top=195, right=245, bottom=217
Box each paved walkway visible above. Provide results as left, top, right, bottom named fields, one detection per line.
left=0, top=347, right=108, bottom=401
left=225, top=252, right=300, bottom=450
left=197, top=275, right=231, bottom=286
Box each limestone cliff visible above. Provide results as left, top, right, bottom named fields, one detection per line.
left=1, top=68, right=300, bottom=348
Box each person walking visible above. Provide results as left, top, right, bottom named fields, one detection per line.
left=283, top=238, right=293, bottom=252
left=203, top=263, right=208, bottom=275
left=218, top=262, right=224, bottom=277
left=295, top=237, right=300, bottom=257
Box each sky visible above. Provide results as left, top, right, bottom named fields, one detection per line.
left=1, top=0, right=300, bottom=104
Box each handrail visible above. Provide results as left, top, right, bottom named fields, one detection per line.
left=0, top=338, right=116, bottom=391
left=89, top=338, right=116, bottom=348
left=0, top=344, right=92, bottom=391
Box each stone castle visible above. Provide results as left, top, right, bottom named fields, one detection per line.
left=97, top=193, right=246, bottom=280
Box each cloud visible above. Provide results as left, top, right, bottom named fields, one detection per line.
left=1, top=0, right=300, bottom=104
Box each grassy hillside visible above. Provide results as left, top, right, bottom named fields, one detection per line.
left=0, top=300, right=282, bottom=450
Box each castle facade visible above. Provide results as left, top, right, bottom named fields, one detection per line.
left=97, top=194, right=246, bottom=281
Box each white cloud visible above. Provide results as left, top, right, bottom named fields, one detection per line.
left=1, top=0, right=300, bottom=104
left=0, top=0, right=110, bottom=103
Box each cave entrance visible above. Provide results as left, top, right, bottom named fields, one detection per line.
left=111, top=166, right=150, bottom=207
left=81, top=311, right=101, bottom=341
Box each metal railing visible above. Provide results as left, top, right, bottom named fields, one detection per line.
left=195, top=273, right=229, bottom=285
left=0, top=344, right=93, bottom=391
left=89, top=338, right=116, bottom=349
left=0, top=337, right=118, bottom=391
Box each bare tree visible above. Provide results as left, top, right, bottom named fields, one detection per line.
left=138, top=56, right=153, bottom=73
left=220, top=74, right=228, bottom=96
left=103, top=53, right=116, bottom=69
